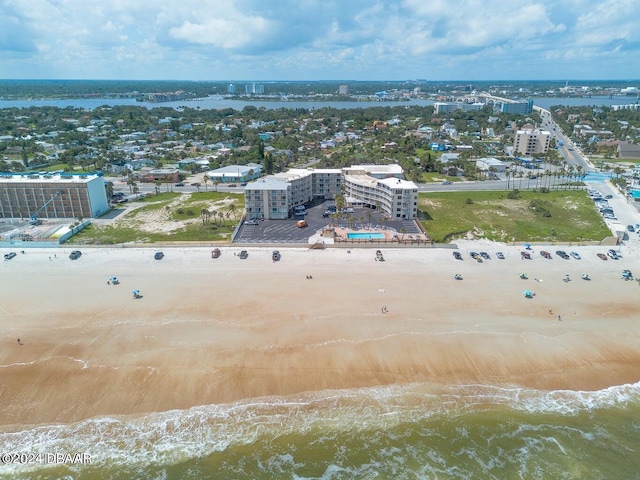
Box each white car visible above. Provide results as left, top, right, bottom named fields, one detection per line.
left=570, top=252, right=581, bottom=260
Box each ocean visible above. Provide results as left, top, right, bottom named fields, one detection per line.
left=2, top=381, right=640, bottom=479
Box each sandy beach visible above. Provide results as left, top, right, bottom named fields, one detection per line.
left=2, top=243, right=640, bottom=426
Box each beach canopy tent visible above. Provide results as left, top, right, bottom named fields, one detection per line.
left=523, top=290, right=534, bottom=298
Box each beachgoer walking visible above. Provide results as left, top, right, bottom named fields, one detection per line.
left=17, top=338, right=23, bottom=345
left=558, top=315, right=561, bottom=321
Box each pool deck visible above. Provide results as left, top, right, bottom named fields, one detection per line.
left=331, top=226, right=430, bottom=244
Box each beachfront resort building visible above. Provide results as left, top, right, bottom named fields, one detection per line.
left=513, top=128, right=552, bottom=156
left=244, top=164, right=418, bottom=220
left=0, top=172, right=109, bottom=220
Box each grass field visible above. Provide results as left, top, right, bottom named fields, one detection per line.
left=69, top=192, right=244, bottom=244
left=419, top=190, right=611, bottom=243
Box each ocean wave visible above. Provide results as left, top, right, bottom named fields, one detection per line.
left=1, top=381, right=640, bottom=477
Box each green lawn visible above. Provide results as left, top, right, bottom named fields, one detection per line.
left=419, top=172, right=462, bottom=183
left=419, top=190, right=611, bottom=243
left=69, top=191, right=244, bottom=244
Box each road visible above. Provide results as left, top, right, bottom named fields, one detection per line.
left=537, top=107, right=595, bottom=172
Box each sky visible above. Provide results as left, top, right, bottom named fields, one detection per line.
left=1, top=0, right=639, bottom=81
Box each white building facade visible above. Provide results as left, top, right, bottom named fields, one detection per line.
left=513, top=129, right=551, bottom=156
left=244, top=164, right=418, bottom=220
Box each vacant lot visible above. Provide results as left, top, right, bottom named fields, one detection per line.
left=70, top=192, right=245, bottom=244
left=419, top=190, right=611, bottom=243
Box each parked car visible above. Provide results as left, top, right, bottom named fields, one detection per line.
left=211, top=248, right=221, bottom=259
left=453, top=251, right=462, bottom=260
left=272, top=250, right=281, bottom=262
left=570, top=251, right=581, bottom=260
left=540, top=251, right=551, bottom=259
left=154, top=251, right=164, bottom=260
left=4, top=252, right=17, bottom=260
left=470, top=252, right=479, bottom=259
left=239, top=250, right=249, bottom=259
left=521, top=251, right=531, bottom=259
left=555, top=250, right=570, bottom=260
left=628, top=225, right=635, bottom=232
left=597, top=253, right=608, bottom=261
left=245, top=220, right=258, bottom=225
left=605, top=194, right=613, bottom=199
left=607, top=249, right=619, bottom=260
left=69, top=250, right=82, bottom=260
left=496, top=252, right=505, bottom=259
left=480, top=252, right=490, bottom=260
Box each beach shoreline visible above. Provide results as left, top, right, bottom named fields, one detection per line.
left=2, top=243, right=640, bottom=427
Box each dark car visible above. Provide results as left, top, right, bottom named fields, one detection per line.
left=69, top=250, right=82, bottom=260
left=239, top=250, right=249, bottom=259
left=470, top=252, right=479, bottom=259
left=154, top=251, right=164, bottom=260
left=555, top=250, right=569, bottom=259
left=496, top=252, right=505, bottom=259
left=453, top=251, right=462, bottom=260
left=175, top=183, right=185, bottom=187
left=4, top=252, right=17, bottom=260
left=272, top=250, right=281, bottom=262
left=628, top=225, right=635, bottom=232
left=480, top=252, right=490, bottom=260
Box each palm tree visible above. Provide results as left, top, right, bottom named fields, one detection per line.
left=194, top=182, right=201, bottom=193
left=213, top=180, right=220, bottom=192
left=154, top=180, right=162, bottom=195
left=229, top=203, right=238, bottom=220
left=200, top=208, right=210, bottom=224
left=203, top=174, right=210, bottom=192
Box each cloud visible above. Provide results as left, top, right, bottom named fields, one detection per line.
left=0, top=0, right=638, bottom=80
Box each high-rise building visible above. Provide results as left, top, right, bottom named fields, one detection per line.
left=228, top=84, right=236, bottom=94
left=513, top=129, right=551, bottom=156
left=0, top=172, right=109, bottom=220
left=245, top=83, right=265, bottom=95
left=338, top=84, right=349, bottom=95
left=501, top=99, right=533, bottom=115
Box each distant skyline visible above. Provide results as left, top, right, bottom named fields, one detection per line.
left=1, top=0, right=639, bottom=82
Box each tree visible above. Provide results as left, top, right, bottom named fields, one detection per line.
left=200, top=208, right=210, bottom=224
left=203, top=174, right=210, bottom=191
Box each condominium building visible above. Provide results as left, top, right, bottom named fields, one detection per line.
left=513, top=129, right=551, bottom=156
left=341, top=167, right=418, bottom=219
left=244, top=164, right=418, bottom=220
left=0, top=172, right=109, bottom=220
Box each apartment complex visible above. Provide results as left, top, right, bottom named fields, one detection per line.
left=513, top=129, right=551, bottom=156
left=0, top=172, right=109, bottom=220
left=244, top=165, right=418, bottom=220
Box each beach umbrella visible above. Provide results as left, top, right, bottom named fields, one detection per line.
left=524, top=243, right=531, bottom=249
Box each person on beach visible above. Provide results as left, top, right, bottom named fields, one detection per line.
left=17, top=338, right=23, bottom=345
left=558, top=315, right=562, bottom=321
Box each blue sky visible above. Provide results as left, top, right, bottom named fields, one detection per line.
left=1, top=0, right=639, bottom=81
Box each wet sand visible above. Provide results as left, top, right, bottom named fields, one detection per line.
left=2, top=244, right=640, bottom=426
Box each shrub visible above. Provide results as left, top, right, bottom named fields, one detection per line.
left=465, top=198, right=474, bottom=204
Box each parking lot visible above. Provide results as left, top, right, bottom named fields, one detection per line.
left=233, top=199, right=422, bottom=244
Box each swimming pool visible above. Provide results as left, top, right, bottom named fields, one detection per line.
left=631, top=190, right=640, bottom=199
left=347, top=232, right=385, bottom=239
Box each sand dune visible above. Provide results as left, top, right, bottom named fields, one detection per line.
left=2, top=243, right=640, bottom=425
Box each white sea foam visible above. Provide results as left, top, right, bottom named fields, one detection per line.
left=1, top=380, right=639, bottom=475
